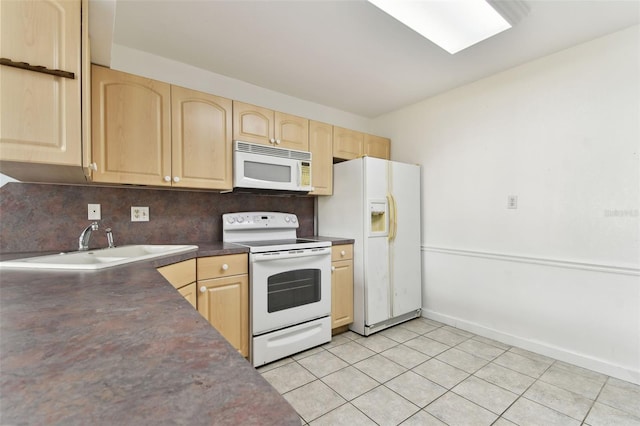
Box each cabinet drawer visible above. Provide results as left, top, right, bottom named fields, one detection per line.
left=198, top=254, right=248, bottom=279
left=331, top=244, right=353, bottom=261
left=157, top=259, right=196, bottom=289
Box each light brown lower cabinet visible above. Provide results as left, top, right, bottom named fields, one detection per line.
left=177, top=283, right=197, bottom=308
left=331, top=244, right=354, bottom=329
left=157, top=255, right=249, bottom=357
left=197, top=254, right=249, bottom=357
left=157, top=259, right=197, bottom=309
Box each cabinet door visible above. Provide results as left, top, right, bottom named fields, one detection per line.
left=333, top=127, right=364, bottom=160
left=157, top=259, right=196, bottom=289
left=274, top=112, right=308, bottom=151
left=309, top=121, right=333, bottom=195
left=171, top=86, right=232, bottom=190
left=364, top=134, right=390, bottom=160
left=197, top=275, right=249, bottom=357
left=91, top=65, right=171, bottom=186
left=178, top=282, right=197, bottom=309
left=331, top=259, right=354, bottom=329
left=0, top=0, right=81, bottom=166
left=232, top=101, right=274, bottom=146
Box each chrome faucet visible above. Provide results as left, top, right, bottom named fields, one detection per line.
left=78, top=221, right=99, bottom=251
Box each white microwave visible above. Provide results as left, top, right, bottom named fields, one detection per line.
left=233, top=141, right=313, bottom=192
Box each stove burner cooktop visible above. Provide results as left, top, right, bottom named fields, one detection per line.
left=232, top=238, right=331, bottom=253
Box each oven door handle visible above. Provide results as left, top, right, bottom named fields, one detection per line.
left=252, top=249, right=330, bottom=262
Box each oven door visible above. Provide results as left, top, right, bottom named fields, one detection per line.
left=250, top=247, right=331, bottom=335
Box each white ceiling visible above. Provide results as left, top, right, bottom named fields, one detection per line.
left=92, top=0, right=640, bottom=118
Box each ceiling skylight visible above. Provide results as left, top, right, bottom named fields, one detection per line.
left=368, top=0, right=512, bottom=54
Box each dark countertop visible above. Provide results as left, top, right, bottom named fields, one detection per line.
left=0, top=241, right=300, bottom=425
left=301, top=235, right=355, bottom=246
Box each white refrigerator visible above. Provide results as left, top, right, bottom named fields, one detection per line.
left=318, top=157, right=422, bottom=336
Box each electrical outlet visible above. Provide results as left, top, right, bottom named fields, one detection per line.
left=507, top=195, right=518, bottom=209
left=88, top=204, right=101, bottom=220
left=131, top=206, right=149, bottom=222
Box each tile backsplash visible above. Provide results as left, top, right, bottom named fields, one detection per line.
left=0, top=183, right=314, bottom=253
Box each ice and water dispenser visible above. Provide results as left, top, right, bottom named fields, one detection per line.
left=369, top=200, right=388, bottom=236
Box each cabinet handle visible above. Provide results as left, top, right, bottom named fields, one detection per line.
left=200, top=286, right=207, bottom=293
left=275, top=139, right=281, bottom=145
left=341, top=250, right=346, bottom=256
left=164, top=176, right=171, bottom=182
left=221, top=263, right=229, bottom=271
left=0, top=57, right=75, bottom=79
left=331, top=266, right=336, bottom=272
left=269, top=138, right=276, bottom=144
left=89, top=162, right=98, bottom=171
left=173, top=176, right=180, bottom=183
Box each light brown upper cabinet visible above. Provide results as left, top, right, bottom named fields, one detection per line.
left=333, top=127, right=364, bottom=161
left=0, top=0, right=91, bottom=183
left=92, top=65, right=172, bottom=186
left=233, top=101, right=309, bottom=151
left=92, top=66, right=233, bottom=190
left=364, top=134, right=390, bottom=160
left=171, top=86, right=232, bottom=190
left=309, top=121, right=333, bottom=195
left=333, top=127, right=391, bottom=161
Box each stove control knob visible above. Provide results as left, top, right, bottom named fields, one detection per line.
left=284, top=216, right=290, bottom=223
left=227, top=217, right=235, bottom=224
left=237, top=216, right=244, bottom=223
left=290, top=216, right=297, bottom=223
left=200, top=286, right=207, bottom=294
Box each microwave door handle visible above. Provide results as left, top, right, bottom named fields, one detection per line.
left=297, top=162, right=301, bottom=187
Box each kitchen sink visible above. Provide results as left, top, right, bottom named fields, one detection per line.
left=0, top=245, right=198, bottom=271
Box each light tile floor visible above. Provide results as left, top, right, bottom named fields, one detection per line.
left=257, top=318, right=640, bottom=426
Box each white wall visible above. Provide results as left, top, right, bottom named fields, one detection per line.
left=373, top=26, right=640, bottom=384
left=109, top=44, right=372, bottom=133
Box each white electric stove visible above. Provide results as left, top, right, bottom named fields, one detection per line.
left=222, top=212, right=332, bottom=367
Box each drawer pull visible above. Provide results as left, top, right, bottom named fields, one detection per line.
left=221, top=263, right=229, bottom=271
left=200, top=286, right=207, bottom=293
left=341, top=250, right=346, bottom=256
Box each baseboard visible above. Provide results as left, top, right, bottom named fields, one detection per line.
left=422, top=309, right=640, bottom=385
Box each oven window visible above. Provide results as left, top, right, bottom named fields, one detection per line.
left=245, top=161, right=291, bottom=183
left=267, top=269, right=321, bottom=313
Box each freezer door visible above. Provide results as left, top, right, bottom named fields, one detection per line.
left=364, top=236, right=390, bottom=325
left=363, top=157, right=391, bottom=325
left=389, top=161, right=422, bottom=316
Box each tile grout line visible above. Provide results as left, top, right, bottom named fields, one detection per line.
left=579, top=375, right=607, bottom=426
left=268, top=319, right=637, bottom=425
left=495, top=359, right=580, bottom=425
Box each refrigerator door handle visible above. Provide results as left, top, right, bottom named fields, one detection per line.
left=387, top=193, right=398, bottom=241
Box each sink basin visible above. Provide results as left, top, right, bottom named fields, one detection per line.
left=0, top=245, right=198, bottom=271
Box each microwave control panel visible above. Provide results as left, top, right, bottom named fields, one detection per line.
left=301, top=161, right=311, bottom=187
